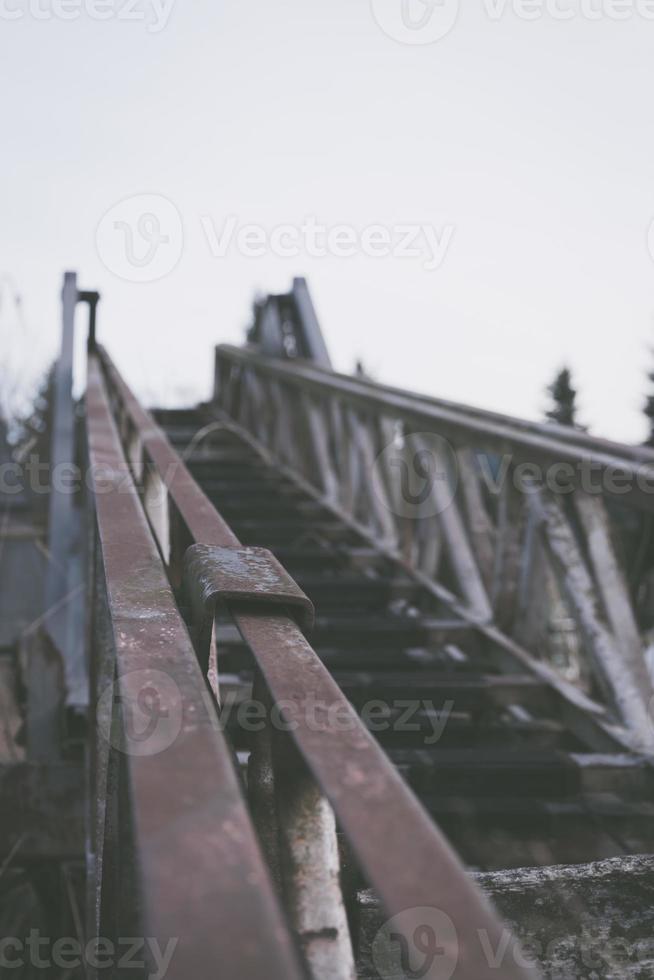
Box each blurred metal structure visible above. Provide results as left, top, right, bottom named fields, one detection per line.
left=214, top=337, right=654, bottom=749
left=4, top=274, right=654, bottom=977
left=248, top=276, right=332, bottom=367
left=43, top=272, right=86, bottom=713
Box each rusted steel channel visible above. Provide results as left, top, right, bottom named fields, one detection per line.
left=93, top=344, right=538, bottom=978
left=86, top=354, right=305, bottom=979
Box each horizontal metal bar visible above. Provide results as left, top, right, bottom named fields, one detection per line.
left=270, top=347, right=654, bottom=466
left=217, top=345, right=654, bottom=511
left=96, top=345, right=538, bottom=980
left=85, top=353, right=304, bottom=980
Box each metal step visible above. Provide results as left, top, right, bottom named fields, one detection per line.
left=332, top=670, right=556, bottom=714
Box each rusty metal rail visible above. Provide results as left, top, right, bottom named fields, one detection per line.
left=86, top=352, right=304, bottom=979
left=91, top=342, right=539, bottom=978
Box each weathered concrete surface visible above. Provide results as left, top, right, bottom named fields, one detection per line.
left=357, top=855, right=654, bottom=978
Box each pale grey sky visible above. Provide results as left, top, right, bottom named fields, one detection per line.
left=2, top=0, right=654, bottom=440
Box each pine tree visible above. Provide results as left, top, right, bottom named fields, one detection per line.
left=545, top=367, right=578, bottom=428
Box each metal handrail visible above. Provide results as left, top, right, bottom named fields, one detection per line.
left=251, top=343, right=654, bottom=465
left=86, top=352, right=305, bottom=979
left=216, top=344, right=654, bottom=512
left=95, top=343, right=539, bottom=979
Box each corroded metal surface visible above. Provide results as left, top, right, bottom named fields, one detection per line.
left=85, top=353, right=304, bottom=980
left=184, top=543, right=314, bottom=629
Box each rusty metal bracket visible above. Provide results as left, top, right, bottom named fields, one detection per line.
left=183, top=544, right=315, bottom=668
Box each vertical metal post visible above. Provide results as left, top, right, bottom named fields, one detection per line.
left=247, top=673, right=283, bottom=889
left=43, top=272, right=88, bottom=716
left=291, top=278, right=332, bottom=369
left=274, top=737, right=357, bottom=980
left=79, top=290, right=100, bottom=351
left=44, top=272, right=76, bottom=647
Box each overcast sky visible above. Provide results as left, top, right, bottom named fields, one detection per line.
left=2, top=0, right=654, bottom=441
